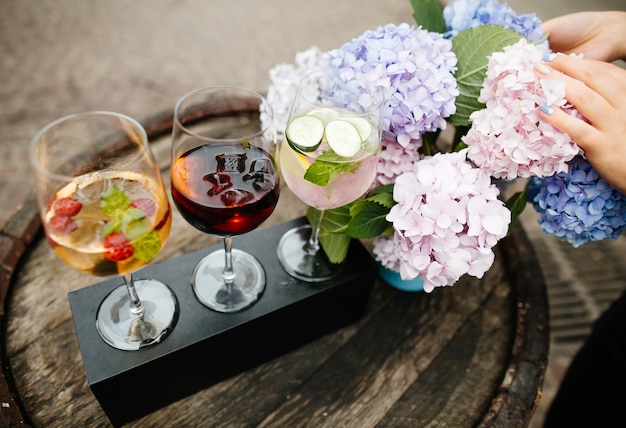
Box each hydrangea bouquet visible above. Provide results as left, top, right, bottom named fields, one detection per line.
left=267, top=0, right=626, bottom=293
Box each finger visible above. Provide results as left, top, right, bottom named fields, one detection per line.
left=537, top=103, right=600, bottom=154
left=544, top=55, right=626, bottom=107
left=534, top=60, right=617, bottom=129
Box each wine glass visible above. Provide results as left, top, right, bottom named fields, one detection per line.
left=276, top=69, right=383, bottom=282
left=29, top=111, right=179, bottom=351
left=170, top=86, right=279, bottom=313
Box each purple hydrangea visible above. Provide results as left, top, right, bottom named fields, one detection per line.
left=328, top=23, right=459, bottom=148
left=528, top=157, right=626, bottom=247
left=443, top=0, right=544, bottom=41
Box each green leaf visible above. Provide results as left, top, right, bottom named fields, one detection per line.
left=134, top=231, right=161, bottom=262
left=100, top=186, right=130, bottom=216
left=366, top=184, right=395, bottom=208
left=505, top=190, right=528, bottom=235
left=303, top=150, right=360, bottom=186
left=101, top=218, right=122, bottom=238
left=99, top=187, right=149, bottom=239
left=319, top=232, right=351, bottom=264
left=307, top=205, right=351, bottom=234
left=449, top=25, right=523, bottom=126
left=409, top=0, right=445, bottom=34
left=122, top=218, right=149, bottom=240
left=306, top=206, right=352, bottom=263
left=346, top=201, right=391, bottom=239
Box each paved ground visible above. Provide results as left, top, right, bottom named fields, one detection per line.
left=2, top=1, right=625, bottom=426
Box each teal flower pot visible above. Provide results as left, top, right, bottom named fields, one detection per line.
left=379, top=266, right=424, bottom=292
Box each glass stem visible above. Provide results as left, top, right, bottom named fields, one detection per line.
left=304, top=209, right=324, bottom=255
left=124, top=273, right=144, bottom=317
left=222, top=236, right=236, bottom=289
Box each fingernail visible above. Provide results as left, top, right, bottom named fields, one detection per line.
left=539, top=103, right=555, bottom=115
left=535, top=61, right=552, bottom=75
left=543, top=51, right=557, bottom=62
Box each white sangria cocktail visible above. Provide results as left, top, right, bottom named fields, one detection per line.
left=30, top=111, right=179, bottom=351
left=280, top=106, right=379, bottom=210
left=44, top=170, right=172, bottom=276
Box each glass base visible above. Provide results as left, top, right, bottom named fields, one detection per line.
left=276, top=224, right=343, bottom=282
left=96, top=279, right=179, bottom=351
left=192, top=249, right=265, bottom=313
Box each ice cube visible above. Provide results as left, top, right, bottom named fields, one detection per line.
left=252, top=176, right=276, bottom=192
left=220, top=189, right=255, bottom=207
left=203, top=172, right=233, bottom=196
left=247, top=158, right=275, bottom=175
left=243, top=159, right=276, bottom=192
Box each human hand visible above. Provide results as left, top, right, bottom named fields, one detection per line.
left=535, top=54, right=626, bottom=194
left=542, top=11, right=626, bottom=62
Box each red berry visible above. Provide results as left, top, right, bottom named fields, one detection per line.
left=103, top=232, right=135, bottom=262
left=49, top=215, right=78, bottom=234
left=130, top=198, right=156, bottom=216
left=52, top=197, right=83, bottom=217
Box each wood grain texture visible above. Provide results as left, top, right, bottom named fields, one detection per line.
left=0, top=111, right=548, bottom=427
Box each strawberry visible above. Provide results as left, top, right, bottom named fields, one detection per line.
left=49, top=215, right=78, bottom=234
left=53, top=197, right=83, bottom=217
left=130, top=198, right=156, bottom=216
left=103, top=232, right=134, bottom=262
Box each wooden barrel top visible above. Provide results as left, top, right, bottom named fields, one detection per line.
left=0, top=110, right=549, bottom=427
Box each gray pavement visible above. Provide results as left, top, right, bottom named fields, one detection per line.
left=2, top=1, right=626, bottom=426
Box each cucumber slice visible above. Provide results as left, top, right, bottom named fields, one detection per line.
left=343, top=116, right=372, bottom=141
left=286, top=115, right=324, bottom=152
left=325, top=119, right=363, bottom=158
left=306, top=107, right=340, bottom=124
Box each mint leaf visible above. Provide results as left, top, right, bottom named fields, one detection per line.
left=101, top=186, right=131, bottom=216
left=101, top=218, right=122, bottom=238
left=450, top=25, right=523, bottom=126
left=410, top=0, right=445, bottom=33
left=304, top=150, right=360, bottom=186
left=134, top=231, right=161, bottom=262
left=100, top=187, right=149, bottom=240
left=122, top=218, right=149, bottom=241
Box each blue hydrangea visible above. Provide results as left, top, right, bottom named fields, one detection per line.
left=443, top=0, right=544, bottom=42
left=327, top=23, right=458, bottom=147
left=528, top=157, right=626, bottom=247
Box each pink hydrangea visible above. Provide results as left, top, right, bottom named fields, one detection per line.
left=373, top=149, right=511, bottom=292
left=374, top=138, right=423, bottom=186
left=463, top=38, right=583, bottom=179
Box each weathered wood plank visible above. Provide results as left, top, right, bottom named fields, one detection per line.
left=1, top=108, right=548, bottom=428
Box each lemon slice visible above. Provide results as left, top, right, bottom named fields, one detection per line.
left=325, top=119, right=363, bottom=158
left=295, top=152, right=312, bottom=171
left=286, top=115, right=324, bottom=152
